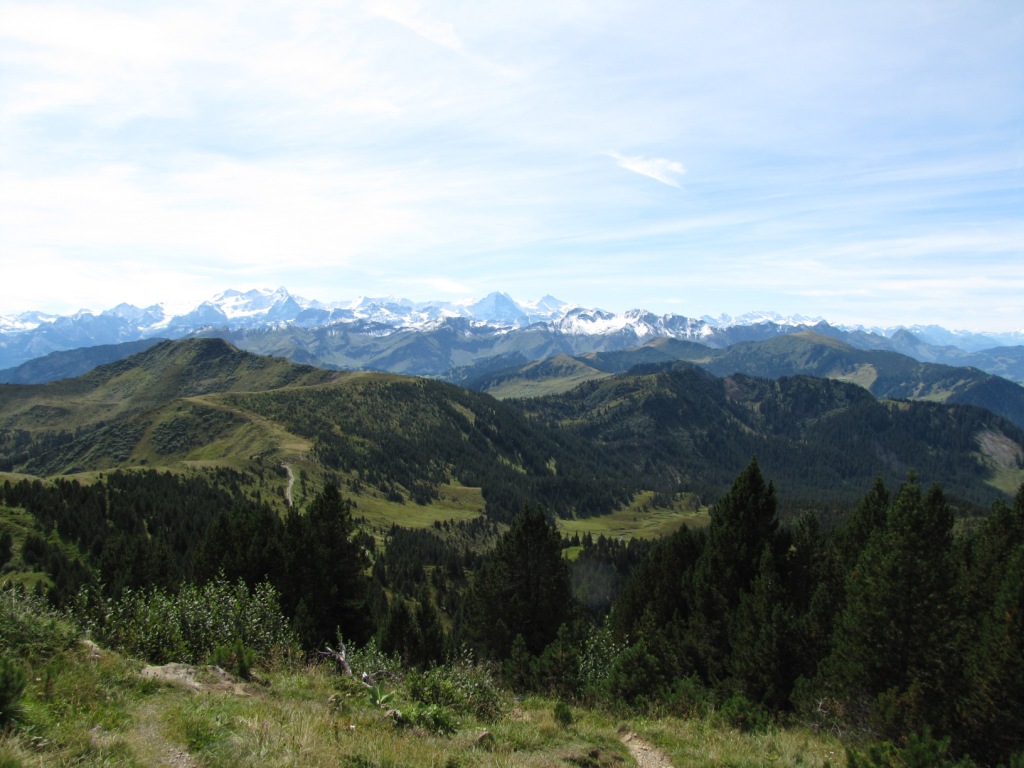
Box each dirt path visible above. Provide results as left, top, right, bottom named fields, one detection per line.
left=282, top=463, right=295, bottom=506
left=125, top=698, right=198, bottom=768
left=620, top=730, right=675, bottom=768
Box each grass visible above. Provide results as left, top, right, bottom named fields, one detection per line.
left=833, top=364, right=877, bottom=391
left=353, top=482, right=486, bottom=531
left=0, top=642, right=850, bottom=768
left=638, top=715, right=844, bottom=767
left=557, top=491, right=710, bottom=541
left=486, top=370, right=612, bottom=400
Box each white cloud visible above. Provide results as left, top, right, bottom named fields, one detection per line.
left=609, top=153, right=686, bottom=188
left=367, top=0, right=465, bottom=53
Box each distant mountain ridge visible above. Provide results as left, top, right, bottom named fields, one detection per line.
left=1, top=337, right=1020, bottom=514
left=455, top=332, right=1024, bottom=433
left=1, top=287, right=1022, bottom=381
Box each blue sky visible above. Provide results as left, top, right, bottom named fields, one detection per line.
left=1, top=1, right=1022, bottom=330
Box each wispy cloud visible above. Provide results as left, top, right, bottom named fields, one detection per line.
left=609, top=153, right=687, bottom=188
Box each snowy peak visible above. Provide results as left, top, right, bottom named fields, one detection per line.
left=467, top=292, right=528, bottom=326
left=2, top=287, right=1022, bottom=375
left=702, top=311, right=823, bottom=328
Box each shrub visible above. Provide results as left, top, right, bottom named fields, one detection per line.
left=717, top=692, right=771, bottom=734
left=405, top=650, right=505, bottom=722
left=845, top=727, right=975, bottom=768
left=667, top=674, right=713, bottom=718
left=78, top=578, right=295, bottom=665
left=603, top=641, right=664, bottom=708
left=209, top=638, right=256, bottom=680
left=400, top=703, right=459, bottom=736
left=0, top=586, right=79, bottom=658
left=578, top=621, right=625, bottom=695
left=0, top=656, right=26, bottom=725
left=553, top=700, right=574, bottom=728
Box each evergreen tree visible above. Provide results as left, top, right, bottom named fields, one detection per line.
left=537, top=623, right=581, bottom=698
left=727, top=546, right=790, bottom=709
left=378, top=598, right=420, bottom=662
left=465, top=505, right=570, bottom=658
left=817, top=478, right=959, bottom=739
left=283, top=483, right=370, bottom=647
left=954, top=484, right=1024, bottom=764
left=688, top=457, right=779, bottom=682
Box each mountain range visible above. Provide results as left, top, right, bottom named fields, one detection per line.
left=1, top=337, right=1021, bottom=520
left=2, top=288, right=1022, bottom=383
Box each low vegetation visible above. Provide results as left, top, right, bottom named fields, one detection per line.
left=0, top=583, right=851, bottom=768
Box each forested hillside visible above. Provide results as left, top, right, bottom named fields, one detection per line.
left=1, top=339, right=1020, bottom=518
left=461, top=332, right=1024, bottom=431
left=514, top=361, right=1024, bottom=513
left=2, top=460, right=1022, bottom=765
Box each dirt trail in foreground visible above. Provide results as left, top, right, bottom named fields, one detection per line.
left=620, top=730, right=675, bottom=768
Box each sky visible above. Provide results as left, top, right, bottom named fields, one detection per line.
left=1, top=1, right=1022, bottom=331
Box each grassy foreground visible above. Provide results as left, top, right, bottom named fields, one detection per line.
left=0, top=641, right=846, bottom=768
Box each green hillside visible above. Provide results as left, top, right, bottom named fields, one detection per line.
left=514, top=362, right=1024, bottom=510
left=2, top=338, right=1021, bottom=519
left=464, top=331, right=1024, bottom=432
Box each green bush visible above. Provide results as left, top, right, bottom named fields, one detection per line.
left=0, top=656, right=26, bottom=725
left=845, top=727, right=975, bottom=768
left=209, top=638, right=256, bottom=680
left=401, top=703, right=459, bottom=736
left=0, top=586, right=79, bottom=658
left=667, top=674, right=713, bottom=718
left=717, top=692, right=771, bottom=733
left=78, top=579, right=295, bottom=665
left=553, top=700, right=574, bottom=728
left=603, top=641, right=664, bottom=708
left=405, top=651, right=505, bottom=722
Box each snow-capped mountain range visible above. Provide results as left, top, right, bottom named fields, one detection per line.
left=1, top=288, right=1022, bottom=379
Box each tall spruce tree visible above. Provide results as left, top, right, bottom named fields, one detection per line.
left=283, top=483, right=370, bottom=647
left=465, top=505, right=570, bottom=658
left=688, top=457, right=779, bottom=682
left=817, top=477, right=958, bottom=739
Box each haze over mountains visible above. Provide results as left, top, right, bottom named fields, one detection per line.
left=2, top=287, right=1023, bottom=385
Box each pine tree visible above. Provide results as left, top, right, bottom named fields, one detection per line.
left=465, top=505, right=570, bottom=658
left=283, top=483, right=370, bottom=647
left=689, top=457, right=779, bottom=682
left=727, top=546, right=790, bottom=709
left=817, top=478, right=959, bottom=739
left=954, top=484, right=1024, bottom=764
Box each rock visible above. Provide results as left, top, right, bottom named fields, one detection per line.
left=80, top=639, right=102, bottom=660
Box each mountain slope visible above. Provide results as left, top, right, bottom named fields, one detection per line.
left=513, top=362, right=1024, bottom=508
left=0, top=338, right=166, bottom=385
left=702, top=333, right=1024, bottom=429
left=462, top=332, right=1024, bottom=431
left=0, top=339, right=340, bottom=475
left=1, top=339, right=1020, bottom=519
